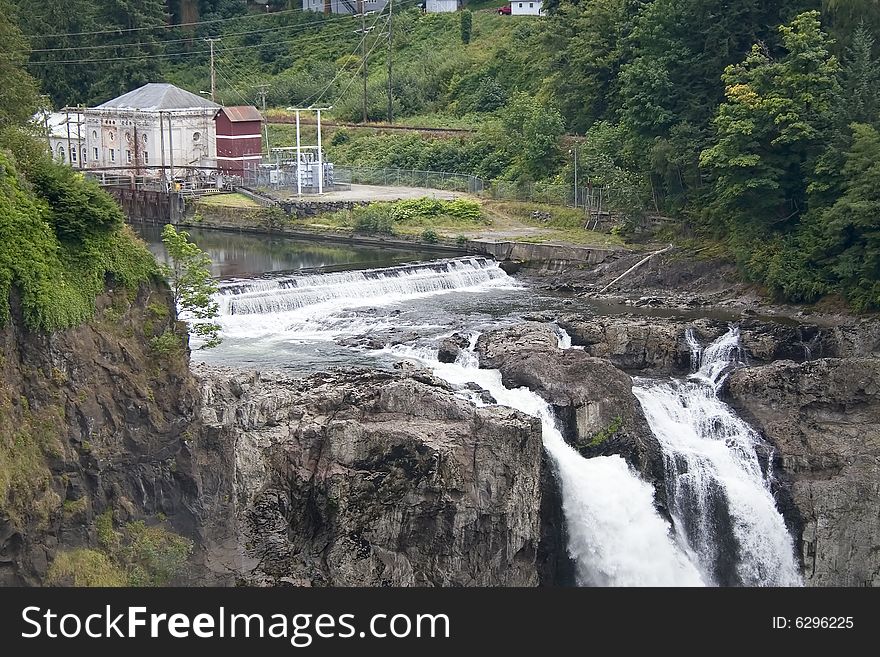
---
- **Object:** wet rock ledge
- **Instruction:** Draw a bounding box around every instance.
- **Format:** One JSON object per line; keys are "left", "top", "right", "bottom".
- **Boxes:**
{"left": 195, "top": 364, "right": 554, "bottom": 586}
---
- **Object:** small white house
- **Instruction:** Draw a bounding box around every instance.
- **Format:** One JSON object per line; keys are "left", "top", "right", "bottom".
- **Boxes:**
{"left": 511, "top": 0, "right": 543, "bottom": 15}
{"left": 426, "top": 0, "right": 460, "bottom": 12}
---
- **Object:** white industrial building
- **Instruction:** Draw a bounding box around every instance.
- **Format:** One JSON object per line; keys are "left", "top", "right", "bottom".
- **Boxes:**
{"left": 302, "top": 0, "right": 388, "bottom": 14}
{"left": 511, "top": 1, "right": 543, "bottom": 15}
{"left": 425, "top": 0, "right": 460, "bottom": 12}
{"left": 41, "top": 110, "right": 85, "bottom": 165}
{"left": 81, "top": 83, "right": 220, "bottom": 177}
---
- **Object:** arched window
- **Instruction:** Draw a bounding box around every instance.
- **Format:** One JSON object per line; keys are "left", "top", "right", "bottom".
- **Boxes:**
{"left": 92, "top": 130, "right": 97, "bottom": 139}
{"left": 70, "top": 146, "right": 77, "bottom": 162}
{"left": 57, "top": 145, "right": 65, "bottom": 161}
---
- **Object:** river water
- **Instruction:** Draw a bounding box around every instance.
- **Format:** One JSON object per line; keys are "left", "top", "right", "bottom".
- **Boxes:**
{"left": 135, "top": 224, "right": 801, "bottom": 586}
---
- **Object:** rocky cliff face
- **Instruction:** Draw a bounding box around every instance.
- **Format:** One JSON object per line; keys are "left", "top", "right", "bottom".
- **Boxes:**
{"left": 0, "top": 283, "right": 231, "bottom": 585}
{"left": 197, "top": 364, "right": 548, "bottom": 586}
{"left": 473, "top": 323, "right": 667, "bottom": 509}
{"left": 727, "top": 358, "right": 880, "bottom": 587}
{"left": 557, "top": 313, "right": 877, "bottom": 375}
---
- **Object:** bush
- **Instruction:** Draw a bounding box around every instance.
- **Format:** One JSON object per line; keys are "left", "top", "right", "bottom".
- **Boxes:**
{"left": 150, "top": 330, "right": 181, "bottom": 356}
{"left": 46, "top": 549, "right": 127, "bottom": 587}
{"left": 460, "top": 10, "right": 473, "bottom": 45}
{"left": 421, "top": 229, "right": 439, "bottom": 243}
{"left": 456, "top": 234, "right": 468, "bottom": 247}
{"left": 351, "top": 204, "right": 395, "bottom": 234}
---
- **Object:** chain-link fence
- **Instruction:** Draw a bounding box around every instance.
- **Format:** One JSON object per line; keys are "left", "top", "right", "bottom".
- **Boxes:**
{"left": 334, "top": 166, "right": 485, "bottom": 194}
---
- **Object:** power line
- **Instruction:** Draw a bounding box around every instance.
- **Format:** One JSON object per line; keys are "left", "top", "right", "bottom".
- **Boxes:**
{"left": 24, "top": 7, "right": 303, "bottom": 40}
{"left": 17, "top": 12, "right": 373, "bottom": 54}
{"left": 330, "top": 12, "right": 391, "bottom": 111}
{"left": 24, "top": 18, "right": 377, "bottom": 65}
{"left": 305, "top": 4, "right": 392, "bottom": 108}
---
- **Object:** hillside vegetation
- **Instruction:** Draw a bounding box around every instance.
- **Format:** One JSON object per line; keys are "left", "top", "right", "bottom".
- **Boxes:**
{"left": 7, "top": 0, "right": 880, "bottom": 310}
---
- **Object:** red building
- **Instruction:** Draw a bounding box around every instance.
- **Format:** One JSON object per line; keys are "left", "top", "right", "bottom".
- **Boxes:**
{"left": 214, "top": 106, "right": 263, "bottom": 175}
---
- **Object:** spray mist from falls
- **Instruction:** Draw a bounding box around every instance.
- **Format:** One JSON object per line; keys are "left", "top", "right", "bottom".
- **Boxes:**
{"left": 632, "top": 328, "right": 802, "bottom": 586}
{"left": 389, "top": 341, "right": 706, "bottom": 587}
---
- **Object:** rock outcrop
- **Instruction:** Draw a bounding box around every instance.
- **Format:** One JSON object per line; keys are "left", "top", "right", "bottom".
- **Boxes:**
{"left": 726, "top": 358, "right": 880, "bottom": 587}
{"left": 474, "top": 322, "right": 667, "bottom": 507}
{"left": 197, "top": 364, "right": 548, "bottom": 586}
{"left": 557, "top": 313, "right": 857, "bottom": 375}
{"left": 0, "top": 283, "right": 231, "bottom": 585}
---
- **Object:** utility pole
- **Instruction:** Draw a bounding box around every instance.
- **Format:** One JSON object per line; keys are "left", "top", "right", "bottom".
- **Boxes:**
{"left": 387, "top": 0, "right": 393, "bottom": 123}
{"left": 204, "top": 37, "right": 220, "bottom": 102}
{"left": 257, "top": 83, "right": 271, "bottom": 155}
{"left": 356, "top": 6, "right": 374, "bottom": 124}
{"left": 65, "top": 106, "right": 72, "bottom": 165}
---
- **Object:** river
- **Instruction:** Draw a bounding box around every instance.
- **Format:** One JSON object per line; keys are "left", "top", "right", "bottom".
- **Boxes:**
{"left": 135, "top": 224, "right": 802, "bottom": 586}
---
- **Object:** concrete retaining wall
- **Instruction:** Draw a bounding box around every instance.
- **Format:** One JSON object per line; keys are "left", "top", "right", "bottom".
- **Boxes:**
{"left": 469, "top": 240, "right": 618, "bottom": 267}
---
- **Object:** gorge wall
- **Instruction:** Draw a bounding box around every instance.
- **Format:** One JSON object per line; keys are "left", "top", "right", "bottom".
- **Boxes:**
{"left": 3, "top": 280, "right": 877, "bottom": 587}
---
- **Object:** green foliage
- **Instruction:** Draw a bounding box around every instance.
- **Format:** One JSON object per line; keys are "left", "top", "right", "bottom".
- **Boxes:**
{"left": 576, "top": 415, "right": 624, "bottom": 455}
{"left": 0, "top": 136, "right": 157, "bottom": 331}
{"left": 349, "top": 197, "right": 484, "bottom": 235}
{"left": 477, "top": 93, "right": 565, "bottom": 181}
{"left": 50, "top": 516, "right": 193, "bottom": 587}
{"left": 159, "top": 225, "right": 221, "bottom": 349}
{"left": 150, "top": 329, "right": 182, "bottom": 357}
{"left": 813, "top": 123, "right": 880, "bottom": 309}
{"left": 0, "top": 2, "right": 41, "bottom": 128}
{"left": 46, "top": 549, "right": 128, "bottom": 587}
{"left": 421, "top": 228, "right": 439, "bottom": 244}
{"left": 460, "top": 10, "right": 473, "bottom": 45}
{"left": 701, "top": 12, "right": 840, "bottom": 228}
{"left": 351, "top": 204, "right": 395, "bottom": 234}
{"left": 0, "top": 397, "right": 64, "bottom": 525}
{"left": 117, "top": 520, "right": 194, "bottom": 587}
{"left": 14, "top": 0, "right": 168, "bottom": 107}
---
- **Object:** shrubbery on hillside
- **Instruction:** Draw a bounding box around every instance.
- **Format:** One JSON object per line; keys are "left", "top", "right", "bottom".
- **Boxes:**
{"left": 0, "top": 130, "right": 158, "bottom": 330}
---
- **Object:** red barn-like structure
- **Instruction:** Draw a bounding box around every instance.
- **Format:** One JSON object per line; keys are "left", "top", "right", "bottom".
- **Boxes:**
{"left": 214, "top": 106, "right": 263, "bottom": 175}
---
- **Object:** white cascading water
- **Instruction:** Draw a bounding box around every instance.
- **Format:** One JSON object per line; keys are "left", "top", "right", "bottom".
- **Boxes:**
{"left": 631, "top": 327, "right": 802, "bottom": 586}
{"left": 388, "top": 340, "right": 706, "bottom": 587}
{"left": 203, "top": 257, "right": 520, "bottom": 344}
{"left": 217, "top": 258, "right": 513, "bottom": 316}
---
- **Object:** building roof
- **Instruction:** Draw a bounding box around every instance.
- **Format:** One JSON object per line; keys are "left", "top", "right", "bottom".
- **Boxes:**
{"left": 37, "top": 111, "right": 84, "bottom": 139}
{"left": 95, "top": 83, "right": 220, "bottom": 111}
{"left": 219, "top": 106, "right": 263, "bottom": 122}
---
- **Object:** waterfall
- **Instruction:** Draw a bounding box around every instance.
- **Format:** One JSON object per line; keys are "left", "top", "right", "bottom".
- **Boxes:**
{"left": 388, "top": 340, "right": 706, "bottom": 587}
{"left": 632, "top": 327, "right": 802, "bottom": 587}
{"left": 216, "top": 258, "right": 517, "bottom": 317}
{"left": 204, "top": 257, "right": 521, "bottom": 344}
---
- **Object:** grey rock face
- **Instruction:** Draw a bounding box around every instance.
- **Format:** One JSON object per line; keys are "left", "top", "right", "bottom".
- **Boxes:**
{"left": 726, "top": 358, "right": 880, "bottom": 587}
{"left": 557, "top": 313, "right": 860, "bottom": 375}
{"left": 196, "top": 365, "right": 547, "bottom": 586}
{"left": 474, "top": 323, "right": 667, "bottom": 507}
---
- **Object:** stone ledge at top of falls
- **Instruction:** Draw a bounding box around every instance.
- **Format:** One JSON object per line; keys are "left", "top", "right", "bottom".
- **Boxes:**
{"left": 726, "top": 358, "right": 880, "bottom": 587}
{"left": 556, "top": 313, "right": 880, "bottom": 376}
{"left": 193, "top": 363, "right": 551, "bottom": 587}
{"left": 473, "top": 322, "right": 668, "bottom": 508}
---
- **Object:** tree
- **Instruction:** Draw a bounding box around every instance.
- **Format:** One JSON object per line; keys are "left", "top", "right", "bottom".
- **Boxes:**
{"left": 817, "top": 123, "right": 880, "bottom": 309}
{"left": 160, "top": 224, "right": 221, "bottom": 349}
{"left": 460, "top": 10, "right": 472, "bottom": 45}
{"left": 700, "top": 12, "right": 840, "bottom": 229}
{"left": 0, "top": 1, "right": 41, "bottom": 128}
{"left": 478, "top": 93, "right": 565, "bottom": 181}
{"left": 838, "top": 24, "right": 880, "bottom": 126}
